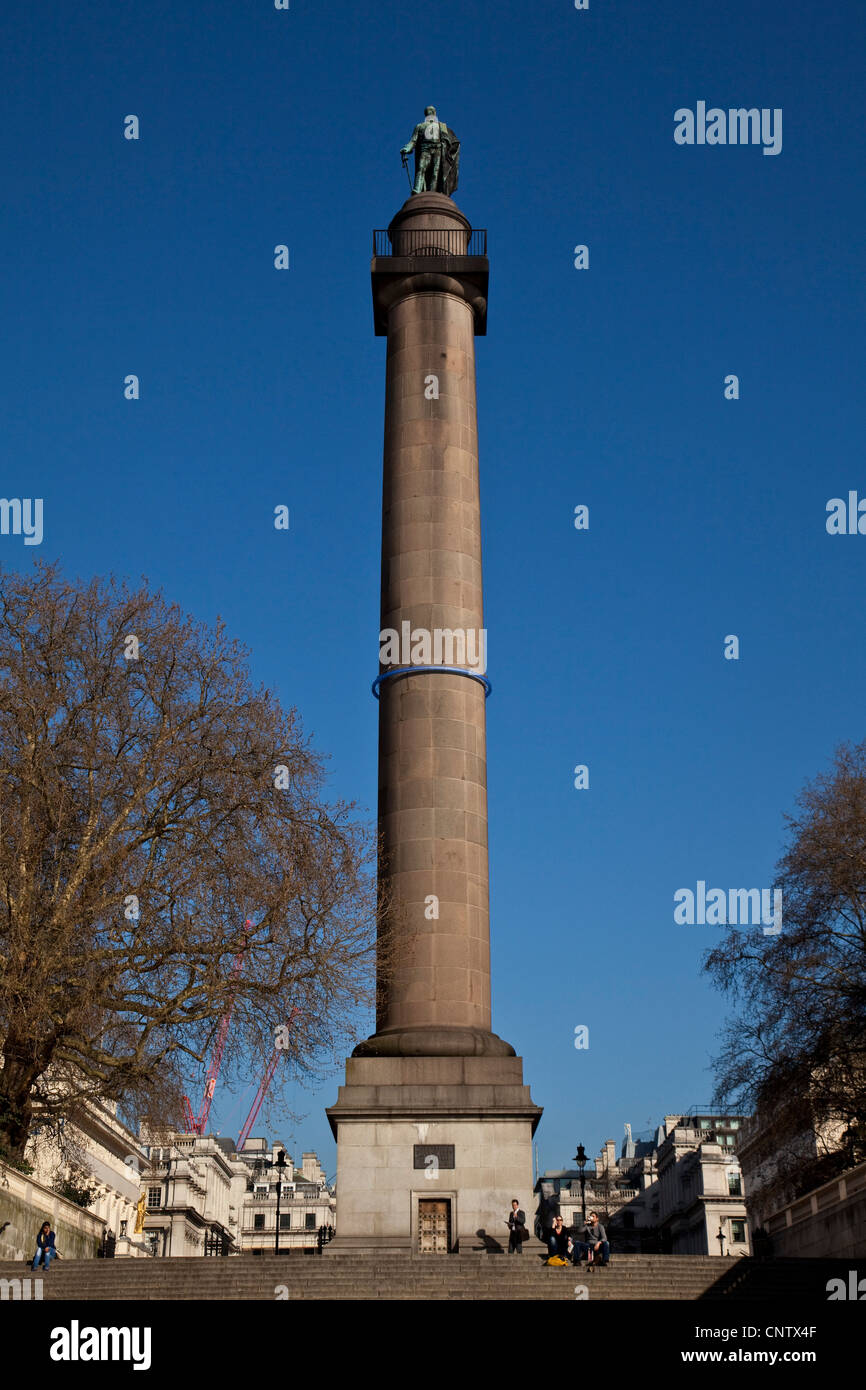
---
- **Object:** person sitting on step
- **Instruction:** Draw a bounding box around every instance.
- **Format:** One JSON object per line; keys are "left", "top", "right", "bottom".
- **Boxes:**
{"left": 31, "top": 1221, "right": 57, "bottom": 1271}
{"left": 547, "top": 1213, "right": 570, "bottom": 1261}
{"left": 574, "top": 1212, "right": 609, "bottom": 1268}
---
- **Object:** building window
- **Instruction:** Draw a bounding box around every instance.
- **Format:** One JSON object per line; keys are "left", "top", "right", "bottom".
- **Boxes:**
{"left": 305, "top": 1213, "right": 316, "bottom": 1231}
{"left": 700, "top": 1119, "right": 711, "bottom": 1129}
{"left": 146, "top": 1187, "right": 161, "bottom": 1210}
{"left": 729, "top": 1119, "right": 740, "bottom": 1130}
{"left": 280, "top": 1214, "right": 291, "bottom": 1230}
{"left": 254, "top": 1214, "right": 265, "bottom": 1231}
{"left": 728, "top": 1173, "right": 742, "bottom": 1196}
{"left": 731, "top": 1220, "right": 747, "bottom": 1244}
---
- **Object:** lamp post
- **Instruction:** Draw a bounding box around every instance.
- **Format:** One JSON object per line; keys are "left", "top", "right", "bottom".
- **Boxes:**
{"left": 274, "top": 1149, "right": 287, "bottom": 1255}
{"left": 842, "top": 1117, "right": 863, "bottom": 1167}
{"left": 574, "top": 1144, "right": 588, "bottom": 1223}
{"left": 717, "top": 1224, "right": 726, "bottom": 1257}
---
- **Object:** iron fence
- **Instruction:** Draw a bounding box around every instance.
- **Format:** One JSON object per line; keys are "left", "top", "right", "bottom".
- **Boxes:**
{"left": 373, "top": 228, "right": 487, "bottom": 257}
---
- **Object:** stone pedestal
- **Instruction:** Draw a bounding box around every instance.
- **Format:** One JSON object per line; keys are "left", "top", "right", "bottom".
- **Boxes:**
{"left": 326, "top": 1056, "right": 540, "bottom": 1254}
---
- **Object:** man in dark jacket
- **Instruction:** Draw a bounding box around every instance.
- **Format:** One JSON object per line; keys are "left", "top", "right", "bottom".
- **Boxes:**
{"left": 32, "top": 1221, "right": 56, "bottom": 1271}
{"left": 507, "top": 1199, "right": 526, "bottom": 1254}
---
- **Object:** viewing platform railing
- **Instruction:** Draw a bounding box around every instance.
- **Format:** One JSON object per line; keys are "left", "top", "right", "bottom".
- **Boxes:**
{"left": 373, "top": 228, "right": 488, "bottom": 257}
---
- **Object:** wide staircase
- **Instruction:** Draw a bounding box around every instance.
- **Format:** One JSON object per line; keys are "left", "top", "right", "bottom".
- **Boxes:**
{"left": 0, "top": 1253, "right": 855, "bottom": 1300}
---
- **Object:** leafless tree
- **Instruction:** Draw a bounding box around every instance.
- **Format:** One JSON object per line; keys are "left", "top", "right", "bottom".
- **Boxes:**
{"left": 704, "top": 740, "right": 866, "bottom": 1195}
{"left": 0, "top": 562, "right": 384, "bottom": 1159}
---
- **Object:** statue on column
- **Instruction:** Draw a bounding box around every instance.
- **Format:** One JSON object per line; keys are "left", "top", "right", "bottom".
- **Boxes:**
{"left": 401, "top": 107, "right": 460, "bottom": 196}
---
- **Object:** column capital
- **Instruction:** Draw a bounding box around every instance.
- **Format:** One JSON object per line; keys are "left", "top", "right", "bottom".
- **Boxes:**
{"left": 371, "top": 196, "right": 488, "bottom": 335}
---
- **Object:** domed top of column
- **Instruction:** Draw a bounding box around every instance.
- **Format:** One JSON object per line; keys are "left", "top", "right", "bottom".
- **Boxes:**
{"left": 389, "top": 192, "right": 471, "bottom": 234}
{"left": 387, "top": 193, "right": 473, "bottom": 257}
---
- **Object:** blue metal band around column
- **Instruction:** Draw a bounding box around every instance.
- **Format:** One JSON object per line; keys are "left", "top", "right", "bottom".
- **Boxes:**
{"left": 372, "top": 665, "right": 492, "bottom": 699}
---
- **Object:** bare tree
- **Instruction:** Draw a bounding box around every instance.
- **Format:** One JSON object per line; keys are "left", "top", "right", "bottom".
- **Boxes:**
{"left": 704, "top": 739, "right": 866, "bottom": 1195}
{"left": 0, "top": 562, "right": 382, "bottom": 1159}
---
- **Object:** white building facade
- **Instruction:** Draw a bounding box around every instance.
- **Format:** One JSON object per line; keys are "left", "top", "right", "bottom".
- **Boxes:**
{"left": 140, "top": 1133, "right": 247, "bottom": 1256}
{"left": 655, "top": 1111, "right": 751, "bottom": 1256}
{"left": 235, "top": 1140, "right": 336, "bottom": 1253}
{"left": 139, "top": 1132, "right": 335, "bottom": 1256}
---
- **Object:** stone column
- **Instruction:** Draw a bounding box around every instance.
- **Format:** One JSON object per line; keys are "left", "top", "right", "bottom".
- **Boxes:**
{"left": 356, "top": 192, "right": 509, "bottom": 1059}
{"left": 327, "top": 192, "right": 541, "bottom": 1254}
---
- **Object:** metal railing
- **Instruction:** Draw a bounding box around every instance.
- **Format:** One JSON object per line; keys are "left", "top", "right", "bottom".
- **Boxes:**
{"left": 373, "top": 229, "right": 487, "bottom": 257}
{"left": 248, "top": 1194, "right": 325, "bottom": 1205}
{"left": 241, "top": 1228, "right": 319, "bottom": 1242}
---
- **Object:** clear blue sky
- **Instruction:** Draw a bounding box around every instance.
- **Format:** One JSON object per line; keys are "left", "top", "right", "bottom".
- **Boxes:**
{"left": 3, "top": 0, "right": 864, "bottom": 1179}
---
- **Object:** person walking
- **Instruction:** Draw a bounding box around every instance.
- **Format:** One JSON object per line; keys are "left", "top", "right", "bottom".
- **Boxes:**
{"left": 507, "top": 1198, "right": 527, "bottom": 1254}
{"left": 32, "top": 1221, "right": 56, "bottom": 1271}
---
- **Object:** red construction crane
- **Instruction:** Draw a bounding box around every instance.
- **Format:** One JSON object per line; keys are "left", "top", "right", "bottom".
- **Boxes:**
{"left": 181, "top": 919, "right": 253, "bottom": 1135}
{"left": 236, "top": 1006, "right": 301, "bottom": 1153}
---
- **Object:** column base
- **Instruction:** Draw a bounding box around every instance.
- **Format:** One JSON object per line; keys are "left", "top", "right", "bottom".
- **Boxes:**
{"left": 327, "top": 1054, "right": 542, "bottom": 1255}
{"left": 352, "top": 1025, "right": 515, "bottom": 1058}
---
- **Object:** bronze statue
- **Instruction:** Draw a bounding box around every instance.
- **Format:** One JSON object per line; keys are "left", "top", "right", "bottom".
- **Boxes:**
{"left": 401, "top": 107, "right": 460, "bottom": 196}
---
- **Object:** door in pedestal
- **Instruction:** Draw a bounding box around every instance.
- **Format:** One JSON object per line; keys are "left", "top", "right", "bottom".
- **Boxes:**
{"left": 418, "top": 1199, "right": 450, "bottom": 1254}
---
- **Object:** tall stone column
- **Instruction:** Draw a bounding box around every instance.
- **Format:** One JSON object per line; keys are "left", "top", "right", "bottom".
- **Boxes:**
{"left": 358, "top": 191, "right": 509, "bottom": 1059}
{"left": 327, "top": 191, "right": 541, "bottom": 1255}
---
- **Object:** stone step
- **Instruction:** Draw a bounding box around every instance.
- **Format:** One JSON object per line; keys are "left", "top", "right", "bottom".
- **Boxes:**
{"left": 2, "top": 1272, "right": 832, "bottom": 1283}
{"left": 2, "top": 1274, "right": 728, "bottom": 1281}
{"left": 1, "top": 1273, "right": 739, "bottom": 1284}
{"left": 0, "top": 1256, "right": 849, "bottom": 1301}
{"left": 0, "top": 1262, "right": 767, "bottom": 1273}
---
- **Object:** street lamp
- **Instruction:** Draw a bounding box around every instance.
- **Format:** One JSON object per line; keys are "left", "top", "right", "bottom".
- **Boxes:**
{"left": 717, "top": 1224, "right": 726, "bottom": 1257}
{"left": 574, "top": 1144, "right": 588, "bottom": 1223}
{"left": 842, "top": 1117, "right": 863, "bottom": 1167}
{"left": 274, "top": 1149, "right": 287, "bottom": 1255}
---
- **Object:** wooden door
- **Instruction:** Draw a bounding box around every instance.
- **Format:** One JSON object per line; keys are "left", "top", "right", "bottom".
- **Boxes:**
{"left": 418, "top": 1199, "right": 450, "bottom": 1254}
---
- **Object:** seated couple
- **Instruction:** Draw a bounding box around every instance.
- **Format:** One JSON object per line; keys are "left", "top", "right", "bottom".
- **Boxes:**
{"left": 548, "top": 1211, "right": 610, "bottom": 1266}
